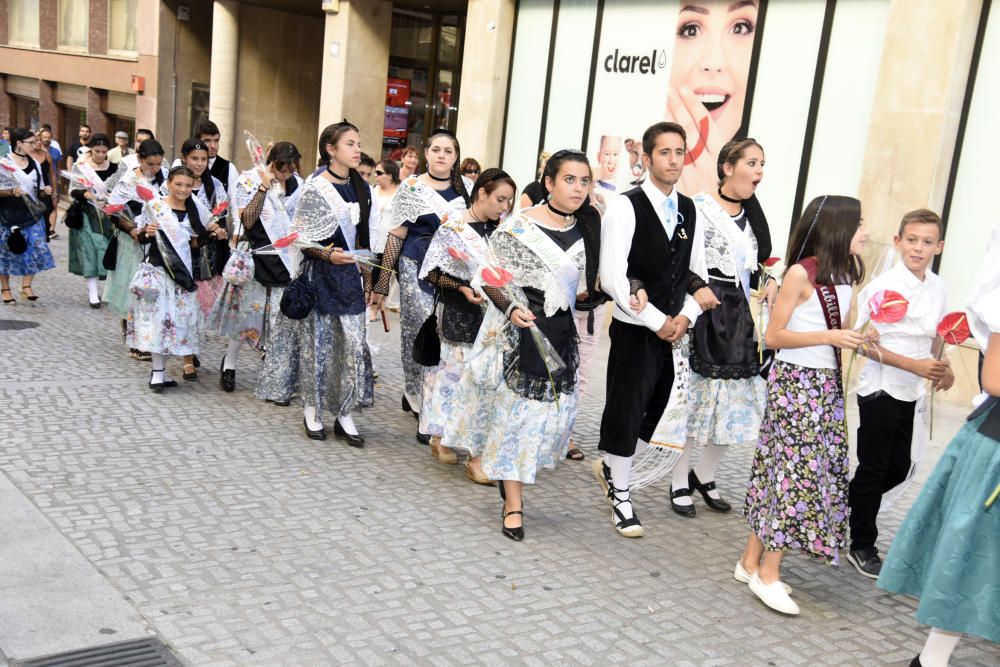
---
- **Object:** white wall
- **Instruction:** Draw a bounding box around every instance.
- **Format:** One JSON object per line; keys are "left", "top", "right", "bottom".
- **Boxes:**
{"left": 938, "top": 4, "right": 1000, "bottom": 309}
{"left": 747, "top": 0, "right": 827, "bottom": 258}
{"left": 541, "top": 0, "right": 599, "bottom": 157}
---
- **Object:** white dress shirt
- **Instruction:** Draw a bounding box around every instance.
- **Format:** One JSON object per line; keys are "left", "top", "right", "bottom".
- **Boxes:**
{"left": 600, "top": 178, "right": 706, "bottom": 332}
{"left": 856, "top": 261, "right": 948, "bottom": 401}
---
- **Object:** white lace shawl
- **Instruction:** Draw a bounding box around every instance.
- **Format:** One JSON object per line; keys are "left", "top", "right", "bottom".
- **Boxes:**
{"left": 419, "top": 218, "right": 492, "bottom": 283}
{"left": 388, "top": 175, "right": 468, "bottom": 230}
{"left": 693, "top": 192, "right": 758, "bottom": 292}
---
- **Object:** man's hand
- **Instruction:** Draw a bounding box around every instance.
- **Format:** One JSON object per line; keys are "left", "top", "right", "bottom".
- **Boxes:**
{"left": 630, "top": 288, "right": 648, "bottom": 314}
{"left": 655, "top": 315, "right": 675, "bottom": 341}
{"left": 693, "top": 286, "right": 720, "bottom": 311}
{"left": 666, "top": 315, "right": 690, "bottom": 342}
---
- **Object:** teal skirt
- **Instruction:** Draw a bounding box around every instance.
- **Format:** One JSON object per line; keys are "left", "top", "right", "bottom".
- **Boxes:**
{"left": 68, "top": 209, "right": 113, "bottom": 278}
{"left": 103, "top": 234, "right": 142, "bottom": 317}
{"left": 877, "top": 407, "right": 1000, "bottom": 643}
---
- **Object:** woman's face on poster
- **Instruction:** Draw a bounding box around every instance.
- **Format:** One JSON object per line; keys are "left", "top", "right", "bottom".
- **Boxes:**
{"left": 669, "top": 0, "right": 757, "bottom": 145}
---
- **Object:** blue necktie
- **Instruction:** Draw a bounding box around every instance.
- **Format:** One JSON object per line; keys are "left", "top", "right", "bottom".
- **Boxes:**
{"left": 663, "top": 198, "right": 678, "bottom": 240}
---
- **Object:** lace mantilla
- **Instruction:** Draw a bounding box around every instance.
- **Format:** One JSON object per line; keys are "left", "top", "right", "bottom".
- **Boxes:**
{"left": 388, "top": 175, "right": 467, "bottom": 230}
{"left": 693, "top": 193, "right": 758, "bottom": 285}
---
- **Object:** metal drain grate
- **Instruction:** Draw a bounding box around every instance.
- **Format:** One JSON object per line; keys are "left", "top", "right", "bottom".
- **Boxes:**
{"left": 0, "top": 319, "right": 40, "bottom": 331}
{"left": 11, "top": 638, "right": 183, "bottom": 667}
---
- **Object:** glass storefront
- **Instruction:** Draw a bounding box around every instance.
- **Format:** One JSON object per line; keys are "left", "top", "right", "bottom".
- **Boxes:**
{"left": 381, "top": 8, "right": 466, "bottom": 161}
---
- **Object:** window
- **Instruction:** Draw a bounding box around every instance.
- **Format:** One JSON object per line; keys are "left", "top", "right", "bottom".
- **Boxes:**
{"left": 58, "top": 0, "right": 89, "bottom": 51}
{"left": 108, "top": 0, "right": 137, "bottom": 52}
{"left": 8, "top": 0, "right": 40, "bottom": 47}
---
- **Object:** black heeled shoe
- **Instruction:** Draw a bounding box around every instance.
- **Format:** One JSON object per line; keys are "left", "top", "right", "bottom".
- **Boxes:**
{"left": 2, "top": 288, "right": 15, "bottom": 305}
{"left": 401, "top": 395, "right": 418, "bottom": 421}
{"left": 670, "top": 488, "right": 697, "bottom": 518}
{"left": 219, "top": 358, "right": 236, "bottom": 392}
{"left": 416, "top": 429, "right": 430, "bottom": 445}
{"left": 192, "top": 355, "right": 200, "bottom": 368}
{"left": 303, "top": 417, "right": 326, "bottom": 440}
{"left": 334, "top": 421, "right": 365, "bottom": 447}
{"left": 149, "top": 370, "right": 165, "bottom": 393}
{"left": 908, "top": 656, "right": 922, "bottom": 667}
{"left": 270, "top": 398, "right": 291, "bottom": 407}
{"left": 498, "top": 482, "right": 524, "bottom": 541}
{"left": 689, "top": 470, "right": 732, "bottom": 512}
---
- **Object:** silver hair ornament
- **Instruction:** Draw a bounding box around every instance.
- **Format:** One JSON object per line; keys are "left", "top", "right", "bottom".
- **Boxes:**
{"left": 795, "top": 195, "right": 829, "bottom": 262}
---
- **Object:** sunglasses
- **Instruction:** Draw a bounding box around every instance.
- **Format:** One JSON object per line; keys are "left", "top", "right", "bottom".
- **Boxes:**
{"left": 374, "top": 170, "right": 386, "bottom": 176}
{"left": 463, "top": 169, "right": 480, "bottom": 175}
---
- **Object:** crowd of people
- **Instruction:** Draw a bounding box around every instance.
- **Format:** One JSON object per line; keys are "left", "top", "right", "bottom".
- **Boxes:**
{"left": 0, "top": 117, "right": 996, "bottom": 667}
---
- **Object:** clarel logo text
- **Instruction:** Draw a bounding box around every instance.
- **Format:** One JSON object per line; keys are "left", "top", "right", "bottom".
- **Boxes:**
{"left": 604, "top": 49, "right": 668, "bottom": 75}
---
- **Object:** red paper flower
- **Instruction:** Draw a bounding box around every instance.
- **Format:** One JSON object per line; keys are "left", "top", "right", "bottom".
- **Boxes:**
{"left": 447, "top": 246, "right": 469, "bottom": 261}
{"left": 78, "top": 178, "right": 94, "bottom": 189}
{"left": 103, "top": 203, "right": 125, "bottom": 214}
{"left": 0, "top": 163, "right": 15, "bottom": 172}
{"left": 481, "top": 265, "right": 513, "bottom": 288}
{"left": 869, "top": 289, "right": 909, "bottom": 324}
{"left": 212, "top": 201, "right": 230, "bottom": 216}
{"left": 135, "top": 184, "right": 155, "bottom": 202}
{"left": 762, "top": 256, "right": 782, "bottom": 267}
{"left": 273, "top": 232, "right": 299, "bottom": 249}
{"left": 936, "top": 311, "right": 971, "bottom": 346}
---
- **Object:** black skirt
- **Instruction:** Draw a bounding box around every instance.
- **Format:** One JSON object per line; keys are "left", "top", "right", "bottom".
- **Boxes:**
{"left": 689, "top": 279, "right": 759, "bottom": 380}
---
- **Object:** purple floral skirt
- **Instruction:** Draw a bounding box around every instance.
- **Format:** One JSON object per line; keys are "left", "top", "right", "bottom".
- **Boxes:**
{"left": 744, "top": 360, "right": 849, "bottom": 564}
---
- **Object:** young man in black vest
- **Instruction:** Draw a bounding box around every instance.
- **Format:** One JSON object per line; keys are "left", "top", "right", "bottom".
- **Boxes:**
{"left": 195, "top": 120, "right": 240, "bottom": 200}
{"left": 593, "top": 121, "right": 716, "bottom": 537}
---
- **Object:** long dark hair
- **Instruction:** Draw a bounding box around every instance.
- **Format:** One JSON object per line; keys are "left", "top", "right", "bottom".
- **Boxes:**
{"left": 785, "top": 195, "right": 865, "bottom": 285}
{"left": 427, "top": 128, "right": 469, "bottom": 206}
{"left": 317, "top": 121, "right": 357, "bottom": 167}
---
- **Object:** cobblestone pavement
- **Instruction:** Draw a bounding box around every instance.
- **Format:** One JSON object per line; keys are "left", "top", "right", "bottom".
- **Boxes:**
{"left": 0, "top": 237, "right": 996, "bottom": 666}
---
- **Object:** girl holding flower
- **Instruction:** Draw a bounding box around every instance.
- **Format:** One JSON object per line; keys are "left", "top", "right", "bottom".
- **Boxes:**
{"left": 739, "top": 195, "right": 873, "bottom": 615}
{"left": 66, "top": 133, "right": 117, "bottom": 307}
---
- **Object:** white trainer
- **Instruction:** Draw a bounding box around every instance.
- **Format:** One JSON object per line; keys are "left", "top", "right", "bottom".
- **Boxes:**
{"left": 749, "top": 572, "right": 800, "bottom": 615}
{"left": 734, "top": 561, "right": 792, "bottom": 594}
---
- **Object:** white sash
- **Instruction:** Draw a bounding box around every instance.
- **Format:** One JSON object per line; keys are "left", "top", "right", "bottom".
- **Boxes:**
{"left": 146, "top": 198, "right": 194, "bottom": 275}
{"left": 239, "top": 171, "right": 297, "bottom": 273}
{"left": 312, "top": 177, "right": 359, "bottom": 251}
{"left": 76, "top": 162, "right": 110, "bottom": 200}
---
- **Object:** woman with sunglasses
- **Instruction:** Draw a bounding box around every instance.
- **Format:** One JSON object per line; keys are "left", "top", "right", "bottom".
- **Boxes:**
{"left": 0, "top": 128, "right": 55, "bottom": 304}
{"left": 419, "top": 168, "right": 516, "bottom": 476}
{"left": 371, "top": 129, "right": 472, "bottom": 444}
{"left": 372, "top": 159, "right": 401, "bottom": 315}
{"left": 460, "top": 157, "right": 481, "bottom": 181}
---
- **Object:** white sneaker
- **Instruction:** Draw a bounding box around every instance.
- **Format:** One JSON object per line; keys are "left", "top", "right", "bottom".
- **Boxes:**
{"left": 734, "top": 561, "right": 792, "bottom": 594}
{"left": 749, "top": 572, "right": 800, "bottom": 615}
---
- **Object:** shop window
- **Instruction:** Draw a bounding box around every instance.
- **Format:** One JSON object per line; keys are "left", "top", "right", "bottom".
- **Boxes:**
{"left": 13, "top": 97, "right": 40, "bottom": 131}
{"left": 8, "top": 0, "right": 40, "bottom": 47}
{"left": 108, "top": 0, "right": 138, "bottom": 53}
{"left": 58, "top": 0, "right": 89, "bottom": 51}
{"left": 190, "top": 83, "right": 211, "bottom": 137}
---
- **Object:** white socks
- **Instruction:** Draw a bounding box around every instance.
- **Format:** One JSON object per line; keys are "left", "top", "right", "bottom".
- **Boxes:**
{"left": 224, "top": 339, "right": 242, "bottom": 371}
{"left": 304, "top": 405, "right": 323, "bottom": 431}
{"left": 338, "top": 413, "right": 359, "bottom": 436}
{"left": 150, "top": 353, "right": 169, "bottom": 384}
{"left": 671, "top": 443, "right": 694, "bottom": 506}
{"left": 605, "top": 453, "right": 635, "bottom": 520}
{"left": 694, "top": 443, "right": 726, "bottom": 500}
{"left": 86, "top": 277, "right": 99, "bottom": 304}
{"left": 919, "top": 628, "right": 962, "bottom": 667}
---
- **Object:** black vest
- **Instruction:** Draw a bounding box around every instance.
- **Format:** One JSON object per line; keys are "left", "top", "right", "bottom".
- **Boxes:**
{"left": 623, "top": 187, "right": 696, "bottom": 319}
{"left": 209, "top": 156, "right": 231, "bottom": 193}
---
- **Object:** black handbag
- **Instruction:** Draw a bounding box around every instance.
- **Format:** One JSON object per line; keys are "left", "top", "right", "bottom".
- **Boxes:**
{"left": 6, "top": 226, "right": 27, "bottom": 254}
{"left": 279, "top": 267, "right": 315, "bottom": 320}
{"left": 102, "top": 232, "right": 119, "bottom": 271}
{"left": 412, "top": 294, "right": 441, "bottom": 367}
{"left": 64, "top": 201, "right": 84, "bottom": 230}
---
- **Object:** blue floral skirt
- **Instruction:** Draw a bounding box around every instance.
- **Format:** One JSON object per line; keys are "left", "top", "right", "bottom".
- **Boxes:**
{"left": 0, "top": 221, "right": 55, "bottom": 276}
{"left": 877, "top": 408, "right": 1000, "bottom": 643}
{"left": 744, "top": 360, "right": 849, "bottom": 564}
{"left": 125, "top": 268, "right": 202, "bottom": 356}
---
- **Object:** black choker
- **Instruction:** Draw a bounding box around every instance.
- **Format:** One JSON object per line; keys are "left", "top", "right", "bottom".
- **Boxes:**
{"left": 427, "top": 171, "right": 451, "bottom": 182}
{"left": 718, "top": 188, "right": 742, "bottom": 204}
{"left": 547, "top": 202, "right": 573, "bottom": 218}
{"left": 11, "top": 151, "right": 26, "bottom": 158}
{"left": 326, "top": 167, "right": 349, "bottom": 181}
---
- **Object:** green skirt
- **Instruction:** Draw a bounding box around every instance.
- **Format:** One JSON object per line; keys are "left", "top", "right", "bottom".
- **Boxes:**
{"left": 68, "top": 209, "right": 113, "bottom": 278}
{"left": 876, "top": 406, "right": 1000, "bottom": 643}
{"left": 103, "top": 233, "right": 142, "bottom": 317}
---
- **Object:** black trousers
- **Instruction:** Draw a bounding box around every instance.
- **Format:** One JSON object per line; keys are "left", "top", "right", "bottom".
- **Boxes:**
{"left": 848, "top": 391, "right": 915, "bottom": 550}
{"left": 598, "top": 319, "right": 675, "bottom": 457}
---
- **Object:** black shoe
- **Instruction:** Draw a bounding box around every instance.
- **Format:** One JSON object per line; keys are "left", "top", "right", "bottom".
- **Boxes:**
{"left": 303, "top": 418, "right": 326, "bottom": 440}
{"left": 501, "top": 510, "right": 524, "bottom": 541}
{"left": 689, "top": 470, "right": 732, "bottom": 512}
{"left": 909, "top": 656, "right": 922, "bottom": 667}
{"left": 219, "top": 358, "right": 236, "bottom": 392}
{"left": 334, "top": 421, "right": 365, "bottom": 447}
{"left": 149, "top": 370, "right": 164, "bottom": 393}
{"left": 192, "top": 355, "right": 200, "bottom": 368}
{"left": 402, "top": 395, "right": 419, "bottom": 421}
{"left": 270, "top": 398, "right": 290, "bottom": 407}
{"left": 847, "top": 546, "right": 883, "bottom": 579}
{"left": 416, "top": 429, "right": 431, "bottom": 445}
{"left": 609, "top": 486, "right": 644, "bottom": 538}
{"left": 162, "top": 378, "right": 178, "bottom": 388}
{"left": 670, "top": 488, "right": 697, "bottom": 518}
{"left": 89, "top": 301, "right": 101, "bottom": 309}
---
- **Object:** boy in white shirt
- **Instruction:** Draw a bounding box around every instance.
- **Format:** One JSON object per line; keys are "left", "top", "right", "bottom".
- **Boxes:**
{"left": 847, "top": 209, "right": 954, "bottom": 578}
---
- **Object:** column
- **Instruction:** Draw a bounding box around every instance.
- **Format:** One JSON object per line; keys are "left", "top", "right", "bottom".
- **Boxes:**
{"left": 38, "top": 80, "right": 61, "bottom": 135}
{"left": 0, "top": 78, "right": 13, "bottom": 128}
{"left": 86, "top": 88, "right": 110, "bottom": 135}
{"left": 89, "top": 0, "right": 108, "bottom": 55}
{"left": 208, "top": 0, "right": 239, "bottom": 158}
{"left": 317, "top": 0, "right": 391, "bottom": 159}
{"left": 39, "top": 0, "right": 56, "bottom": 50}
{"left": 454, "top": 0, "right": 516, "bottom": 167}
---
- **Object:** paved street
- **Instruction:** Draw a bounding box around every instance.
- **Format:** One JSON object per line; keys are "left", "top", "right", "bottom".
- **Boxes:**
{"left": 0, "top": 236, "right": 996, "bottom": 666}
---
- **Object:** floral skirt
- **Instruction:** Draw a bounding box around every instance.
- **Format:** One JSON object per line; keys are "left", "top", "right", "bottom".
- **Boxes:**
{"left": 687, "top": 373, "right": 766, "bottom": 447}
{"left": 195, "top": 275, "right": 225, "bottom": 318}
{"left": 209, "top": 280, "right": 285, "bottom": 350}
{"left": 399, "top": 256, "right": 434, "bottom": 409}
{"left": 68, "top": 218, "right": 112, "bottom": 279}
{"left": 104, "top": 235, "right": 142, "bottom": 317}
{"left": 877, "top": 407, "right": 1000, "bottom": 643}
{"left": 744, "top": 361, "right": 849, "bottom": 564}
{"left": 0, "top": 221, "right": 55, "bottom": 276}
{"left": 420, "top": 339, "right": 494, "bottom": 455}
{"left": 125, "top": 267, "right": 202, "bottom": 356}
{"left": 257, "top": 310, "right": 373, "bottom": 418}
{"left": 479, "top": 381, "right": 578, "bottom": 484}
